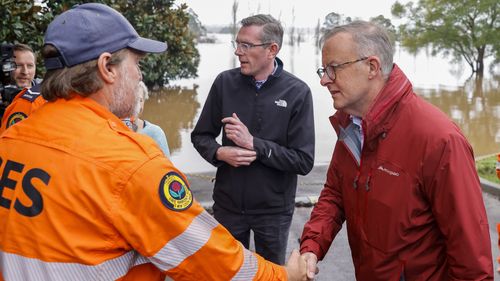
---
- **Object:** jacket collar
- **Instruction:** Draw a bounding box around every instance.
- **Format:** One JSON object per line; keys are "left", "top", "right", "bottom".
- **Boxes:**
{"left": 240, "top": 57, "right": 284, "bottom": 87}
{"left": 331, "top": 64, "right": 414, "bottom": 143}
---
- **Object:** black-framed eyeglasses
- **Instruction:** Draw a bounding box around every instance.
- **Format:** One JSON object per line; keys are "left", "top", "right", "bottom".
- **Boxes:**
{"left": 316, "top": 57, "right": 368, "bottom": 81}
{"left": 231, "top": 41, "right": 272, "bottom": 53}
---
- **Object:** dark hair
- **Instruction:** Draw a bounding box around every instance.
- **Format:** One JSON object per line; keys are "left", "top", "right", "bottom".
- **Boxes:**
{"left": 41, "top": 45, "right": 127, "bottom": 101}
{"left": 241, "top": 14, "right": 283, "bottom": 50}
{"left": 322, "top": 21, "right": 394, "bottom": 78}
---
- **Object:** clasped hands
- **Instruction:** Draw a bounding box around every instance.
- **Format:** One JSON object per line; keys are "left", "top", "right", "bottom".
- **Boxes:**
{"left": 216, "top": 113, "right": 256, "bottom": 167}
{"left": 285, "top": 250, "right": 319, "bottom": 281}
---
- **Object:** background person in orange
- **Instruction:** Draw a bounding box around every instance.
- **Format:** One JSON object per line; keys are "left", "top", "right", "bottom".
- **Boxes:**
{"left": 0, "top": 84, "right": 46, "bottom": 134}
{"left": 0, "top": 3, "right": 307, "bottom": 281}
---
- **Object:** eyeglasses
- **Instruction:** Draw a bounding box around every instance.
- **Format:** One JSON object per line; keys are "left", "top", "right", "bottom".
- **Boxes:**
{"left": 231, "top": 41, "right": 271, "bottom": 53}
{"left": 316, "top": 57, "right": 368, "bottom": 81}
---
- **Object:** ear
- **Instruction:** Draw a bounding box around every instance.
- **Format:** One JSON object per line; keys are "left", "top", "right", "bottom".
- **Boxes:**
{"left": 268, "top": 43, "right": 279, "bottom": 58}
{"left": 97, "top": 52, "right": 118, "bottom": 84}
{"left": 367, "top": 56, "right": 382, "bottom": 79}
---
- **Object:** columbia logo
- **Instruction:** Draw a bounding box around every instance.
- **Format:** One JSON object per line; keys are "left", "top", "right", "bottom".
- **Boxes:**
{"left": 274, "top": 99, "right": 287, "bottom": 108}
{"left": 377, "top": 165, "right": 399, "bottom": 176}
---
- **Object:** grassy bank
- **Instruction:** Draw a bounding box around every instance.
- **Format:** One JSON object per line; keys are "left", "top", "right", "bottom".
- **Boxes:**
{"left": 476, "top": 155, "right": 500, "bottom": 184}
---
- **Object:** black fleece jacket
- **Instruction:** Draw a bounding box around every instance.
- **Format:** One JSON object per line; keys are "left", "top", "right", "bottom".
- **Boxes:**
{"left": 191, "top": 58, "right": 315, "bottom": 214}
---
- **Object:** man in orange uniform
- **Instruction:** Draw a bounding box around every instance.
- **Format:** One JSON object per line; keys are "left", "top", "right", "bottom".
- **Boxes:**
{"left": 0, "top": 85, "right": 46, "bottom": 134}
{"left": 0, "top": 3, "right": 307, "bottom": 281}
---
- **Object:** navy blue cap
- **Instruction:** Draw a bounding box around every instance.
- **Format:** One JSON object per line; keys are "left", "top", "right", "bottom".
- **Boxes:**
{"left": 44, "top": 3, "right": 167, "bottom": 70}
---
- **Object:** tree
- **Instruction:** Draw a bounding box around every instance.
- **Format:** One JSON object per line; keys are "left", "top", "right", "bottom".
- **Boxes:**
{"left": 369, "top": 15, "right": 398, "bottom": 43}
{"left": 0, "top": 0, "right": 55, "bottom": 75}
{"left": 322, "top": 12, "right": 353, "bottom": 30}
{"left": 1, "top": 0, "right": 199, "bottom": 87}
{"left": 392, "top": 0, "right": 499, "bottom": 77}
{"left": 231, "top": 0, "right": 239, "bottom": 39}
{"left": 187, "top": 8, "right": 206, "bottom": 39}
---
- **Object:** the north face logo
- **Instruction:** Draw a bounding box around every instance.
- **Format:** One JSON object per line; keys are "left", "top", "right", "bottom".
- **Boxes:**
{"left": 274, "top": 99, "right": 287, "bottom": 108}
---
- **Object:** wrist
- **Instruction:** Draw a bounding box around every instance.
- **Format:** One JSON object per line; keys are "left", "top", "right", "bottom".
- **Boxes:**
{"left": 248, "top": 136, "right": 254, "bottom": 150}
{"left": 215, "top": 146, "right": 224, "bottom": 161}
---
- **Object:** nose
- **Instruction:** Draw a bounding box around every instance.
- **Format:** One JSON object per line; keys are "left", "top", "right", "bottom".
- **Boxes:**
{"left": 234, "top": 47, "right": 243, "bottom": 56}
{"left": 20, "top": 65, "right": 28, "bottom": 74}
{"left": 319, "top": 73, "right": 333, "bottom": 87}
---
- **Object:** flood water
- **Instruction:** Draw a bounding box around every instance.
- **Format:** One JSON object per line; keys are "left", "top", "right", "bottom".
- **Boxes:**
{"left": 143, "top": 33, "right": 500, "bottom": 173}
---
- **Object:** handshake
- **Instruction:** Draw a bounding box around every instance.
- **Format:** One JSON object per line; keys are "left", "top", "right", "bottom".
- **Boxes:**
{"left": 285, "top": 250, "right": 319, "bottom": 281}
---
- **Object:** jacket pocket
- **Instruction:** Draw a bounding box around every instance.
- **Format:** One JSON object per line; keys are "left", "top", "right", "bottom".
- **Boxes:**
{"left": 362, "top": 161, "right": 414, "bottom": 253}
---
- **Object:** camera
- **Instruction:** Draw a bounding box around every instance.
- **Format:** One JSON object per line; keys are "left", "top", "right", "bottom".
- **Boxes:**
{"left": 0, "top": 43, "right": 22, "bottom": 119}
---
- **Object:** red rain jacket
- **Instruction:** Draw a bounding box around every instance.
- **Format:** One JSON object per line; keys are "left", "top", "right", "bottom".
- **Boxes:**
{"left": 301, "top": 64, "right": 493, "bottom": 280}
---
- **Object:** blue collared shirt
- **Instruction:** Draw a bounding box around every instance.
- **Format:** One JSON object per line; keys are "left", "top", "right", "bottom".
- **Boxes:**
{"left": 255, "top": 59, "right": 278, "bottom": 90}
{"left": 351, "top": 115, "right": 364, "bottom": 151}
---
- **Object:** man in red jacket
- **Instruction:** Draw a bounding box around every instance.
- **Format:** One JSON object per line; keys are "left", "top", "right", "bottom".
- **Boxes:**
{"left": 300, "top": 20, "right": 493, "bottom": 280}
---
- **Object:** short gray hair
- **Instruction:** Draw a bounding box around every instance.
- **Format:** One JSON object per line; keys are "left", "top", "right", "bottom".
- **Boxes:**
{"left": 322, "top": 21, "right": 394, "bottom": 78}
{"left": 241, "top": 14, "right": 283, "bottom": 50}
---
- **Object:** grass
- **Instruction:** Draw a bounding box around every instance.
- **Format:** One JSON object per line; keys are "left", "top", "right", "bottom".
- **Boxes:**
{"left": 476, "top": 155, "right": 500, "bottom": 184}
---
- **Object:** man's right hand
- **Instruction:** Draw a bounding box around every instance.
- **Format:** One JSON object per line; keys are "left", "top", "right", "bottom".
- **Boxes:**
{"left": 285, "top": 249, "right": 307, "bottom": 281}
{"left": 216, "top": 146, "right": 256, "bottom": 167}
{"left": 301, "top": 252, "right": 319, "bottom": 280}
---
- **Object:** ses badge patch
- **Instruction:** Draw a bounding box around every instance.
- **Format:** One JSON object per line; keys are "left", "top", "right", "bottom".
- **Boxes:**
{"left": 7, "top": 112, "right": 28, "bottom": 128}
{"left": 158, "top": 172, "right": 193, "bottom": 211}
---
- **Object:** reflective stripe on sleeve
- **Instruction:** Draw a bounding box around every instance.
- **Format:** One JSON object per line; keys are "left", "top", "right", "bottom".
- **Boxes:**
{"left": 150, "top": 210, "right": 219, "bottom": 271}
{"left": 231, "top": 248, "right": 258, "bottom": 280}
{"left": 0, "top": 250, "right": 149, "bottom": 281}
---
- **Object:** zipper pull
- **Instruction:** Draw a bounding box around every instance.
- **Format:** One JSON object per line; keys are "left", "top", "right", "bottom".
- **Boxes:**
{"left": 365, "top": 172, "right": 372, "bottom": 191}
{"left": 353, "top": 173, "right": 359, "bottom": 189}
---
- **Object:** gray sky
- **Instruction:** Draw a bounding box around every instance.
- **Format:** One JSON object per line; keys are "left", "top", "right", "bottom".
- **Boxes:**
{"left": 176, "top": 0, "right": 406, "bottom": 28}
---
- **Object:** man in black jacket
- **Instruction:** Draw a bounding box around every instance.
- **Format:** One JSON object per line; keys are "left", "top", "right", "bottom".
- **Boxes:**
{"left": 191, "top": 14, "right": 315, "bottom": 265}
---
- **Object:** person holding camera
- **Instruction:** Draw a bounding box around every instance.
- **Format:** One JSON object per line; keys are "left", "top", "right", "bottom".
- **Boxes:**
{"left": 12, "top": 44, "right": 38, "bottom": 89}
{"left": 0, "top": 44, "right": 46, "bottom": 134}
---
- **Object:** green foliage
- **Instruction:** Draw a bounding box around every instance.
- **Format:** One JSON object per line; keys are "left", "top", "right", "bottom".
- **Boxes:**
{"left": 476, "top": 155, "right": 500, "bottom": 183}
{"left": 391, "top": 0, "right": 499, "bottom": 76}
{"left": 0, "top": 0, "right": 199, "bottom": 87}
{"left": 0, "top": 0, "right": 54, "bottom": 74}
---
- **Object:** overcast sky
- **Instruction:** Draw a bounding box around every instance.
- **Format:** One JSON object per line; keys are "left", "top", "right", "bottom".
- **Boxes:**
{"left": 175, "top": 0, "right": 406, "bottom": 28}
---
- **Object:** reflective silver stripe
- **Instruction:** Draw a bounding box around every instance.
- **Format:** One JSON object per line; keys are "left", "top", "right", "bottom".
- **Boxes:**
{"left": 231, "top": 247, "right": 258, "bottom": 280}
{"left": 0, "top": 250, "right": 149, "bottom": 281}
{"left": 150, "top": 210, "right": 218, "bottom": 271}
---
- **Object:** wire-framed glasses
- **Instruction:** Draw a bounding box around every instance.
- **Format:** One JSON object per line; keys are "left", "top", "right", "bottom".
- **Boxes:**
{"left": 316, "top": 57, "right": 368, "bottom": 81}
{"left": 231, "top": 41, "right": 272, "bottom": 52}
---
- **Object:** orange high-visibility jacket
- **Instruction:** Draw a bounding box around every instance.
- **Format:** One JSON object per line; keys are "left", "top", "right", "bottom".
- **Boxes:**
{"left": 0, "top": 87, "right": 46, "bottom": 135}
{"left": 0, "top": 96, "right": 286, "bottom": 281}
